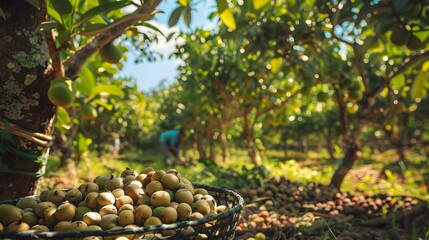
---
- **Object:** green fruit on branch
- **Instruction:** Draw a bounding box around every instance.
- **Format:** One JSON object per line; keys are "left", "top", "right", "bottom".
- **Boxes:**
{"left": 316, "top": 91, "right": 329, "bottom": 102}
{"left": 390, "top": 27, "right": 410, "bottom": 46}
{"left": 406, "top": 34, "right": 423, "bottom": 51}
{"left": 81, "top": 105, "right": 98, "bottom": 120}
{"left": 348, "top": 89, "right": 363, "bottom": 102}
{"left": 47, "top": 77, "right": 76, "bottom": 107}
{"left": 99, "top": 42, "right": 122, "bottom": 64}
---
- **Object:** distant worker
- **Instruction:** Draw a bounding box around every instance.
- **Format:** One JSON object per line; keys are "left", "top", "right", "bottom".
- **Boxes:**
{"left": 159, "top": 129, "right": 186, "bottom": 166}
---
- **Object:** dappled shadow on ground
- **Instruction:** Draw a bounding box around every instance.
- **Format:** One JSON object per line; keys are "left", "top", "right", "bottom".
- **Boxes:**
{"left": 235, "top": 177, "right": 429, "bottom": 240}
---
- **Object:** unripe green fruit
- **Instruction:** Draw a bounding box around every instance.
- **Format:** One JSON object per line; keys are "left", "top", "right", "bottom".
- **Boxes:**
{"left": 99, "top": 42, "right": 122, "bottom": 64}
{"left": 390, "top": 27, "right": 409, "bottom": 46}
{"left": 118, "top": 210, "right": 134, "bottom": 227}
{"left": 82, "top": 211, "right": 101, "bottom": 226}
{"left": 54, "top": 221, "right": 71, "bottom": 232}
{"left": 99, "top": 214, "right": 119, "bottom": 230}
{"left": 176, "top": 203, "right": 192, "bottom": 221}
{"left": 134, "top": 205, "right": 152, "bottom": 225}
{"left": 194, "top": 200, "right": 210, "bottom": 216}
{"left": 152, "top": 206, "right": 165, "bottom": 217}
{"left": 81, "top": 105, "right": 98, "bottom": 120}
{"left": 104, "top": 176, "right": 124, "bottom": 192}
{"left": 348, "top": 89, "right": 363, "bottom": 102}
{"left": 145, "top": 181, "right": 163, "bottom": 196}
{"left": 121, "top": 168, "right": 138, "bottom": 178}
{"left": 31, "top": 224, "right": 50, "bottom": 231}
{"left": 33, "top": 202, "right": 56, "bottom": 218}
{"left": 124, "top": 184, "right": 144, "bottom": 203}
{"left": 22, "top": 212, "right": 39, "bottom": 227}
{"left": 68, "top": 220, "right": 88, "bottom": 232}
{"left": 6, "top": 220, "right": 30, "bottom": 232}
{"left": 96, "top": 192, "right": 116, "bottom": 206}
{"left": 406, "top": 34, "right": 423, "bottom": 51}
{"left": 15, "top": 197, "right": 38, "bottom": 209}
{"left": 151, "top": 190, "right": 171, "bottom": 207}
{"left": 48, "top": 77, "right": 76, "bottom": 107}
{"left": 174, "top": 189, "right": 193, "bottom": 205}
{"left": 161, "top": 173, "right": 180, "bottom": 190}
{"left": 118, "top": 204, "right": 134, "bottom": 214}
{"left": 99, "top": 204, "right": 118, "bottom": 217}
{"left": 55, "top": 201, "right": 76, "bottom": 221}
{"left": 0, "top": 204, "right": 23, "bottom": 226}
{"left": 316, "top": 91, "right": 329, "bottom": 102}
{"left": 143, "top": 216, "right": 162, "bottom": 227}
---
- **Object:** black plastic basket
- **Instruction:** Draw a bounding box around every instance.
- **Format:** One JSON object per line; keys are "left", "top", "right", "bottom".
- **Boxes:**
{"left": 0, "top": 184, "right": 244, "bottom": 240}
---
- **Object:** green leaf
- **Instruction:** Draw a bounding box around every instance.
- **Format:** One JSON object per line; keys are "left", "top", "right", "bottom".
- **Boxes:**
{"left": 184, "top": 6, "right": 192, "bottom": 27}
{"left": 55, "top": 107, "right": 71, "bottom": 133}
{"left": 90, "top": 84, "right": 124, "bottom": 98}
{"left": 24, "top": 0, "right": 40, "bottom": 9}
{"left": 168, "top": 6, "right": 183, "bottom": 27}
{"left": 36, "top": 21, "right": 58, "bottom": 32}
{"left": 76, "top": 1, "right": 132, "bottom": 28}
{"left": 93, "top": 99, "right": 113, "bottom": 111}
{"left": 253, "top": 0, "right": 269, "bottom": 10}
{"left": 50, "top": 0, "right": 73, "bottom": 15}
{"left": 81, "top": 23, "right": 107, "bottom": 33}
{"left": 47, "top": 2, "right": 63, "bottom": 25}
{"left": 271, "top": 57, "right": 283, "bottom": 73}
{"left": 56, "top": 27, "right": 70, "bottom": 47}
{"left": 423, "top": 61, "right": 429, "bottom": 72}
{"left": 76, "top": 133, "right": 92, "bottom": 154}
{"left": 216, "top": 0, "right": 236, "bottom": 30}
{"left": 390, "top": 73, "right": 405, "bottom": 90}
{"left": 166, "top": 32, "right": 176, "bottom": 42}
{"left": 80, "top": 11, "right": 158, "bottom": 36}
{"left": 410, "top": 69, "right": 429, "bottom": 100}
{"left": 76, "top": 64, "right": 96, "bottom": 96}
{"left": 141, "top": 22, "right": 165, "bottom": 37}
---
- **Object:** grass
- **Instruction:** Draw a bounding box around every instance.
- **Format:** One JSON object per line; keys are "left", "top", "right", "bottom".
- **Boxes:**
{"left": 41, "top": 147, "right": 429, "bottom": 201}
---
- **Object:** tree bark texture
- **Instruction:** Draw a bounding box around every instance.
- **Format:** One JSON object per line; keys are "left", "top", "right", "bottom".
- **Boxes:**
{"left": 330, "top": 132, "right": 361, "bottom": 189}
{"left": 219, "top": 121, "right": 229, "bottom": 162}
{"left": 0, "top": 1, "right": 56, "bottom": 200}
{"left": 243, "top": 111, "right": 261, "bottom": 166}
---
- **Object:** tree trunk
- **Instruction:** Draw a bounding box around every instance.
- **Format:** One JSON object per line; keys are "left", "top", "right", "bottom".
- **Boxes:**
{"left": 330, "top": 126, "right": 362, "bottom": 189}
{"left": 207, "top": 126, "right": 215, "bottom": 160}
{"left": 330, "top": 139, "right": 360, "bottom": 189}
{"left": 326, "top": 128, "right": 336, "bottom": 160}
{"left": 281, "top": 128, "right": 288, "bottom": 158}
{"left": 196, "top": 131, "right": 206, "bottom": 159}
{"left": 219, "top": 122, "right": 229, "bottom": 162}
{"left": 243, "top": 112, "right": 261, "bottom": 166}
{"left": 0, "top": 1, "right": 56, "bottom": 200}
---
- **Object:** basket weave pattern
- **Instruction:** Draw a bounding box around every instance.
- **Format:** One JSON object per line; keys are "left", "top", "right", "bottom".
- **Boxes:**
{"left": 0, "top": 184, "right": 244, "bottom": 240}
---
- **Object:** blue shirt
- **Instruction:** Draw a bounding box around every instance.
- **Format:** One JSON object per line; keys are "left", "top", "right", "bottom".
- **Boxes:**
{"left": 159, "top": 130, "right": 181, "bottom": 146}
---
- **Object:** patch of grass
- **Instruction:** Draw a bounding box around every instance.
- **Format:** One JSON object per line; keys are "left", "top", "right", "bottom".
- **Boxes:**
{"left": 42, "top": 147, "right": 429, "bottom": 201}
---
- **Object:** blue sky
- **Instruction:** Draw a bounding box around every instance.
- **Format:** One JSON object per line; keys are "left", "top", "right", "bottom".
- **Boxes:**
{"left": 120, "top": 1, "right": 218, "bottom": 92}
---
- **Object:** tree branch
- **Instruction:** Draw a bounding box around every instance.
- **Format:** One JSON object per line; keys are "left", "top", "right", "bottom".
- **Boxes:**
{"left": 38, "top": 0, "right": 63, "bottom": 78}
{"left": 63, "top": 0, "right": 162, "bottom": 80}
{"left": 368, "top": 50, "right": 429, "bottom": 98}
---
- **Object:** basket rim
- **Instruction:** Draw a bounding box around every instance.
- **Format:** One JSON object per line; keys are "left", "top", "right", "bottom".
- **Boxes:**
{"left": 0, "top": 183, "right": 244, "bottom": 239}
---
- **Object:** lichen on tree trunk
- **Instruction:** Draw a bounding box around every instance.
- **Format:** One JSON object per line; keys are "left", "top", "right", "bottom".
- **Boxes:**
{"left": 0, "top": 1, "right": 56, "bottom": 200}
